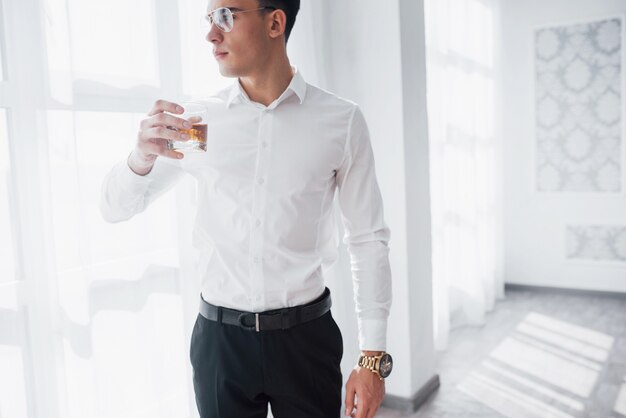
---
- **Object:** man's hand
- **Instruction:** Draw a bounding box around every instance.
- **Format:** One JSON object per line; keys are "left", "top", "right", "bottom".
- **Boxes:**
{"left": 129, "top": 99, "right": 201, "bottom": 175}
{"left": 344, "top": 351, "right": 385, "bottom": 418}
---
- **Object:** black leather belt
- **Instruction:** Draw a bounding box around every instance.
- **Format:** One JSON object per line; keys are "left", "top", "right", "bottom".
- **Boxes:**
{"left": 199, "top": 287, "right": 332, "bottom": 332}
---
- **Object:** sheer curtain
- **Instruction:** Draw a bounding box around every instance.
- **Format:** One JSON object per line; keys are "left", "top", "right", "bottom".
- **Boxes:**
{"left": 41, "top": 0, "right": 223, "bottom": 416}
{"left": 424, "top": 0, "right": 505, "bottom": 351}
{"left": 3, "top": 0, "right": 233, "bottom": 416}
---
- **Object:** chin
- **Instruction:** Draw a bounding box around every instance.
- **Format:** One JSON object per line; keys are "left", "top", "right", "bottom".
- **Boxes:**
{"left": 217, "top": 63, "right": 241, "bottom": 79}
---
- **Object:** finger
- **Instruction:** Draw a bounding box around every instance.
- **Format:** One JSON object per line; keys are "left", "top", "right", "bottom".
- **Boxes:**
{"left": 144, "top": 139, "right": 185, "bottom": 160}
{"left": 364, "top": 405, "right": 377, "bottom": 418}
{"left": 345, "top": 387, "right": 356, "bottom": 416}
{"left": 367, "top": 405, "right": 380, "bottom": 418}
{"left": 355, "top": 404, "right": 369, "bottom": 418}
{"left": 159, "top": 149, "right": 185, "bottom": 159}
{"left": 142, "top": 112, "right": 193, "bottom": 131}
{"left": 141, "top": 126, "right": 189, "bottom": 143}
{"left": 186, "top": 115, "right": 203, "bottom": 124}
{"left": 147, "top": 99, "right": 184, "bottom": 116}
{"left": 136, "top": 138, "right": 164, "bottom": 155}
{"left": 353, "top": 392, "right": 369, "bottom": 418}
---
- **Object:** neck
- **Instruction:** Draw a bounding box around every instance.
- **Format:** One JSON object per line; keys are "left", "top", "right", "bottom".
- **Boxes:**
{"left": 239, "top": 53, "right": 294, "bottom": 107}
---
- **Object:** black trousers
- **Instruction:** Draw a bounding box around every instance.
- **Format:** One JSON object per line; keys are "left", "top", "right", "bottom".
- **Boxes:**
{"left": 189, "top": 292, "right": 344, "bottom": 418}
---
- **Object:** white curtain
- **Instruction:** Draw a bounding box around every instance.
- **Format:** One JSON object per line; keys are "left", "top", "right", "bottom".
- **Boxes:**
{"left": 2, "top": 0, "right": 233, "bottom": 417}
{"left": 424, "top": 0, "right": 505, "bottom": 351}
{"left": 41, "top": 0, "right": 221, "bottom": 416}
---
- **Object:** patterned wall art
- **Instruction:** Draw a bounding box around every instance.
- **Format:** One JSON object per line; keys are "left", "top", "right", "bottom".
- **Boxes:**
{"left": 535, "top": 17, "right": 623, "bottom": 192}
{"left": 566, "top": 225, "right": 626, "bottom": 262}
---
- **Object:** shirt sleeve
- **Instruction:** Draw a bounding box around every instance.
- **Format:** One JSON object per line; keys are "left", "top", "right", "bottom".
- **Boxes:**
{"left": 100, "top": 152, "right": 186, "bottom": 223}
{"left": 335, "top": 105, "right": 392, "bottom": 352}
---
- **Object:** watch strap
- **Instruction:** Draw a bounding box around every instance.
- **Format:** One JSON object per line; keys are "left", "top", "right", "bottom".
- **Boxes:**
{"left": 358, "top": 353, "right": 384, "bottom": 380}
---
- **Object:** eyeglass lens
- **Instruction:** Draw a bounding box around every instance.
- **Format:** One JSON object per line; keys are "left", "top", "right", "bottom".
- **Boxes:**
{"left": 208, "top": 8, "right": 233, "bottom": 32}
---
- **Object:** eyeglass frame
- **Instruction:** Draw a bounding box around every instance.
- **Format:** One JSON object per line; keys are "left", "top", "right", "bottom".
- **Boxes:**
{"left": 204, "top": 6, "right": 278, "bottom": 32}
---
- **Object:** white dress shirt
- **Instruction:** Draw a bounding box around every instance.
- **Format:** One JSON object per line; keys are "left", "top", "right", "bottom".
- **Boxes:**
{"left": 100, "top": 67, "right": 392, "bottom": 351}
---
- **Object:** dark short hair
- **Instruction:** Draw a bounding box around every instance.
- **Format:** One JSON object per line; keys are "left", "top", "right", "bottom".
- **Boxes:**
{"left": 258, "top": 0, "right": 300, "bottom": 43}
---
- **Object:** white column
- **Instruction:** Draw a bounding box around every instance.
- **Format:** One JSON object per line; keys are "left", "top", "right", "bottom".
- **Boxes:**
{"left": 320, "top": 0, "right": 438, "bottom": 408}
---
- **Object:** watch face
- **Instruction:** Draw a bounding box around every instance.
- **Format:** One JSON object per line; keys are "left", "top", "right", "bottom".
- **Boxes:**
{"left": 379, "top": 353, "right": 393, "bottom": 378}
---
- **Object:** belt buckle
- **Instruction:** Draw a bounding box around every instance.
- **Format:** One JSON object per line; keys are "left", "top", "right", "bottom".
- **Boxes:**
{"left": 237, "top": 312, "right": 260, "bottom": 331}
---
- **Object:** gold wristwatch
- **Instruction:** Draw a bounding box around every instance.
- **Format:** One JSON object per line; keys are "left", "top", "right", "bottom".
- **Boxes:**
{"left": 357, "top": 352, "right": 393, "bottom": 380}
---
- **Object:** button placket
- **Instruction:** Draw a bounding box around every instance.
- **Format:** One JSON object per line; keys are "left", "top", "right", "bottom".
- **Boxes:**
{"left": 248, "top": 110, "right": 272, "bottom": 308}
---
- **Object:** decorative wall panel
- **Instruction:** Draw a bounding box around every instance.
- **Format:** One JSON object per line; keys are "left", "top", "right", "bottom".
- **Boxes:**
{"left": 535, "top": 18, "right": 622, "bottom": 192}
{"left": 566, "top": 225, "right": 626, "bottom": 262}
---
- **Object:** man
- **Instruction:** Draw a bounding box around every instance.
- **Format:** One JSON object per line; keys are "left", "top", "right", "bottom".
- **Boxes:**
{"left": 100, "top": 1, "right": 393, "bottom": 417}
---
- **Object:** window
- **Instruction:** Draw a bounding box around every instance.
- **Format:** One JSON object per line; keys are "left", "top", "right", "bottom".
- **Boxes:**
{"left": 0, "top": 0, "right": 223, "bottom": 415}
{"left": 0, "top": 109, "right": 16, "bottom": 284}
{"left": 425, "top": 0, "right": 500, "bottom": 350}
{"left": 43, "top": 106, "right": 192, "bottom": 413}
{"left": 178, "top": 0, "right": 231, "bottom": 98}
{"left": 46, "top": 110, "right": 179, "bottom": 275}
{"left": 66, "top": 0, "right": 160, "bottom": 89}
{"left": 0, "top": 307, "right": 29, "bottom": 418}
{"left": 0, "top": 106, "right": 28, "bottom": 417}
{"left": 0, "top": 34, "right": 4, "bottom": 81}
{"left": 0, "top": 0, "right": 5, "bottom": 81}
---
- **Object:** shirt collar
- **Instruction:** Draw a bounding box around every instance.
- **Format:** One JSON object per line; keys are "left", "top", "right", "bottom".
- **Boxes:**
{"left": 226, "top": 66, "right": 307, "bottom": 109}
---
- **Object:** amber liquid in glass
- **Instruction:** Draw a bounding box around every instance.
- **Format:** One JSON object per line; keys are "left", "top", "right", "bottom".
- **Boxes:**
{"left": 168, "top": 123, "right": 208, "bottom": 152}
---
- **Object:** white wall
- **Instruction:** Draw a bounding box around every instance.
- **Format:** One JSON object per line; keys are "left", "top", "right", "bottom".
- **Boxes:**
{"left": 501, "top": 0, "right": 626, "bottom": 292}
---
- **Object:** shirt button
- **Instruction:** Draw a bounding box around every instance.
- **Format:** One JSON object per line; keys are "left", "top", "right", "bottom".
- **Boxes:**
{"left": 255, "top": 219, "right": 261, "bottom": 227}
{"left": 262, "top": 142, "right": 268, "bottom": 148}
{"left": 253, "top": 257, "right": 261, "bottom": 263}
{"left": 258, "top": 178, "right": 264, "bottom": 184}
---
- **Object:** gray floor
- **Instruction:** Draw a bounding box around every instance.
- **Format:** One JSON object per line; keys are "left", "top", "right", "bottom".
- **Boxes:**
{"left": 376, "top": 286, "right": 626, "bottom": 418}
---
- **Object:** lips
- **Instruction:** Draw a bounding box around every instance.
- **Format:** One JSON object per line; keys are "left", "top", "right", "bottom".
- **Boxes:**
{"left": 214, "top": 50, "right": 228, "bottom": 60}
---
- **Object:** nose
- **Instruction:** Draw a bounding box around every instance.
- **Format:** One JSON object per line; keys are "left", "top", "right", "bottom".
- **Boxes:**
{"left": 206, "top": 22, "right": 223, "bottom": 44}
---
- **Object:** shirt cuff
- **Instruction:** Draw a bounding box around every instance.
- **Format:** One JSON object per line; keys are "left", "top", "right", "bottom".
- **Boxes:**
{"left": 115, "top": 155, "right": 157, "bottom": 195}
{"left": 358, "top": 318, "right": 388, "bottom": 352}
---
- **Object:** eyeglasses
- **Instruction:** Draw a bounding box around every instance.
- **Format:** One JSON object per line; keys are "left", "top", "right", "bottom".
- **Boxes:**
{"left": 204, "top": 6, "right": 276, "bottom": 32}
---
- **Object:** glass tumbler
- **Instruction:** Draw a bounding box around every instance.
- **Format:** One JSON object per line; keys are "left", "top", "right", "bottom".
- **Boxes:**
{"left": 167, "top": 102, "right": 207, "bottom": 152}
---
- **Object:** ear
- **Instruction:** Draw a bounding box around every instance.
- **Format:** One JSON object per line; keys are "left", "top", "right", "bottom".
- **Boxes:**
{"left": 267, "top": 9, "right": 287, "bottom": 41}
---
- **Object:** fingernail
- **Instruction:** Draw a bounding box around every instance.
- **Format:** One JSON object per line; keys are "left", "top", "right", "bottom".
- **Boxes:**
{"left": 177, "top": 154, "right": 183, "bottom": 159}
{"left": 184, "top": 121, "right": 191, "bottom": 128}
{"left": 176, "top": 106, "right": 183, "bottom": 112}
